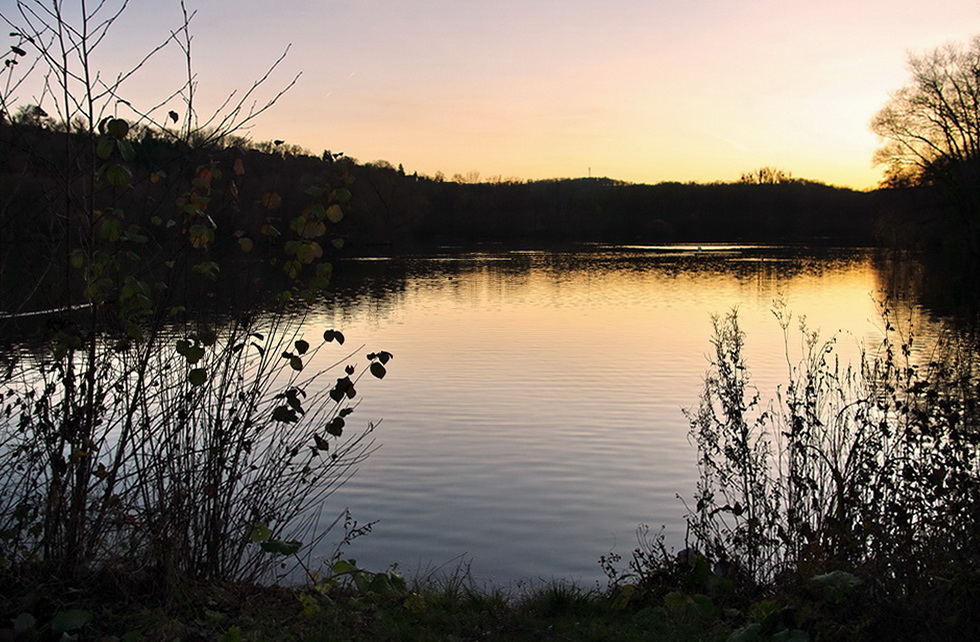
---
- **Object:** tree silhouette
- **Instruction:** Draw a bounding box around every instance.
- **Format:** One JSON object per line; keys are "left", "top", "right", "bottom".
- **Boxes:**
{"left": 739, "top": 166, "right": 795, "bottom": 185}
{"left": 871, "top": 36, "right": 980, "bottom": 203}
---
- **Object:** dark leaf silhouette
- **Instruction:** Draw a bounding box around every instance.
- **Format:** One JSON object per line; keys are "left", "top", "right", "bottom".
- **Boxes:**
{"left": 329, "top": 376, "right": 355, "bottom": 402}
{"left": 313, "top": 433, "right": 330, "bottom": 451}
{"left": 326, "top": 417, "right": 345, "bottom": 436}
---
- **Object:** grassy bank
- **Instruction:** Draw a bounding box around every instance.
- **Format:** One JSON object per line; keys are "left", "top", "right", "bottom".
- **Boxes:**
{"left": 5, "top": 558, "right": 972, "bottom": 641}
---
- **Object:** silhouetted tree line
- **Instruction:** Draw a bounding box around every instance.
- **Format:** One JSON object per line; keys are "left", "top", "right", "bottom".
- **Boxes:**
{"left": 351, "top": 167, "right": 879, "bottom": 245}
{"left": 0, "top": 121, "right": 353, "bottom": 313}
{"left": 2, "top": 121, "right": 880, "bottom": 275}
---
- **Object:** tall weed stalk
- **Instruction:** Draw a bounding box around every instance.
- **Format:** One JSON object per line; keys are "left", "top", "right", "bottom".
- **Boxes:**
{"left": 0, "top": 314, "right": 385, "bottom": 591}
{"left": 684, "top": 306, "right": 980, "bottom": 597}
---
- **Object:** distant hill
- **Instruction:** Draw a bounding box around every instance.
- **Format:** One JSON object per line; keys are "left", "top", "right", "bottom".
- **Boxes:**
{"left": 2, "top": 122, "right": 882, "bottom": 253}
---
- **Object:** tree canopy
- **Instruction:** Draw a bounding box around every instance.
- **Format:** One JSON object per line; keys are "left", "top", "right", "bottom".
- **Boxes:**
{"left": 871, "top": 34, "right": 980, "bottom": 265}
{"left": 871, "top": 36, "right": 980, "bottom": 190}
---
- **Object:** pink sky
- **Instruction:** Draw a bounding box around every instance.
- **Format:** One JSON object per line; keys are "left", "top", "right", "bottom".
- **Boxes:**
{"left": 6, "top": 0, "right": 980, "bottom": 189}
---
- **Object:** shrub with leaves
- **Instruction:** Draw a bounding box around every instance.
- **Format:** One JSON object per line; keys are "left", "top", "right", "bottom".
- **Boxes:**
{"left": 0, "top": 0, "right": 391, "bottom": 602}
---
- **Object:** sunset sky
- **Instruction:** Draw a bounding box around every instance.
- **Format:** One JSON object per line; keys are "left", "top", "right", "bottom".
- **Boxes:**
{"left": 8, "top": 0, "right": 980, "bottom": 189}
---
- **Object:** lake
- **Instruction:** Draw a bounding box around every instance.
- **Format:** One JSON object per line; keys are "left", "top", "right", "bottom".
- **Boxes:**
{"left": 289, "top": 244, "right": 936, "bottom": 587}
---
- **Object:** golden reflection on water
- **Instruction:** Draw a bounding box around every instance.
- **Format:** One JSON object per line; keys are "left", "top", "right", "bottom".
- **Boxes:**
{"left": 302, "top": 247, "right": 925, "bottom": 584}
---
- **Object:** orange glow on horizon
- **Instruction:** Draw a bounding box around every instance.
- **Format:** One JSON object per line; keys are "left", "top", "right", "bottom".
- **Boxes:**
{"left": 7, "top": 0, "right": 980, "bottom": 191}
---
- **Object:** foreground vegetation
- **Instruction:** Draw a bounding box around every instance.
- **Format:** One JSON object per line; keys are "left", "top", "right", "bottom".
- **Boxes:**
{"left": 0, "top": 568, "right": 862, "bottom": 641}
{"left": 603, "top": 308, "right": 980, "bottom": 640}
{"left": 4, "top": 308, "right": 978, "bottom": 641}
{"left": 0, "top": 0, "right": 393, "bottom": 626}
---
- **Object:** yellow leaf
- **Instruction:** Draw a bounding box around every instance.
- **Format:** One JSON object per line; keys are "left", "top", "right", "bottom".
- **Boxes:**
{"left": 296, "top": 241, "right": 323, "bottom": 264}
{"left": 262, "top": 191, "right": 282, "bottom": 210}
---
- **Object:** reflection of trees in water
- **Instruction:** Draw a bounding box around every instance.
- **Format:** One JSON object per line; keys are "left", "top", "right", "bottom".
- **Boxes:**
{"left": 10, "top": 246, "right": 972, "bottom": 356}
{"left": 873, "top": 252, "right": 926, "bottom": 307}
{"left": 873, "top": 250, "right": 980, "bottom": 324}
{"left": 317, "top": 246, "right": 883, "bottom": 318}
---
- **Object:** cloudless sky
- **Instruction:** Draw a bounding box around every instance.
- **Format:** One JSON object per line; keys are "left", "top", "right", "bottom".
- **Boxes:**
{"left": 11, "top": 0, "right": 980, "bottom": 188}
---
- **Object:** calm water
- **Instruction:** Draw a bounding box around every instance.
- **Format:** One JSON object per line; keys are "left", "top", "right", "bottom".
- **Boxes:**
{"left": 292, "top": 245, "right": 933, "bottom": 586}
